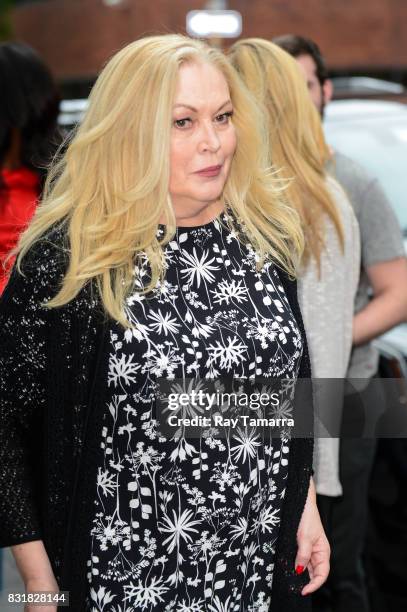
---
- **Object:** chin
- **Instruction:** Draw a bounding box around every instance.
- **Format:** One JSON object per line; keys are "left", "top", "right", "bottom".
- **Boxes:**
{"left": 195, "top": 195, "right": 223, "bottom": 208}
{"left": 195, "top": 185, "right": 225, "bottom": 203}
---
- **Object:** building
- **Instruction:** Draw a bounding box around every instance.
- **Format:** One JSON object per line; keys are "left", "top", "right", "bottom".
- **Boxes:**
{"left": 8, "top": 0, "right": 407, "bottom": 96}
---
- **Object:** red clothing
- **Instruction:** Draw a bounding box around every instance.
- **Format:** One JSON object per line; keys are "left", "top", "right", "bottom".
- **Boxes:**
{"left": 0, "top": 167, "right": 40, "bottom": 294}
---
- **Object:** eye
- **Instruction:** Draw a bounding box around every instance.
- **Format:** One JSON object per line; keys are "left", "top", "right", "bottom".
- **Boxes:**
{"left": 174, "top": 117, "right": 192, "bottom": 129}
{"left": 215, "top": 111, "right": 234, "bottom": 124}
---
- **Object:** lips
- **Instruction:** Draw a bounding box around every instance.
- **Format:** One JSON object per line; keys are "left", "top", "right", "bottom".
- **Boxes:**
{"left": 195, "top": 165, "right": 222, "bottom": 178}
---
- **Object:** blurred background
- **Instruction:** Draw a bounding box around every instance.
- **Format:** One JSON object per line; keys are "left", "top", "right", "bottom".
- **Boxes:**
{"left": 1, "top": 0, "right": 407, "bottom": 99}
{"left": 1, "top": 1, "right": 406, "bottom": 234}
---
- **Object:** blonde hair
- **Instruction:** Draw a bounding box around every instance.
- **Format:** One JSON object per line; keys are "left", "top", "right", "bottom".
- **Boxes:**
{"left": 228, "top": 38, "right": 344, "bottom": 266}
{"left": 17, "top": 34, "right": 304, "bottom": 326}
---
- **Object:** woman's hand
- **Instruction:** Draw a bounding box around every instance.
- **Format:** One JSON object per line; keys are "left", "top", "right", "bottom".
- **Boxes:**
{"left": 295, "top": 477, "right": 330, "bottom": 596}
{"left": 24, "top": 576, "right": 59, "bottom": 612}
{"left": 10, "top": 540, "right": 59, "bottom": 612}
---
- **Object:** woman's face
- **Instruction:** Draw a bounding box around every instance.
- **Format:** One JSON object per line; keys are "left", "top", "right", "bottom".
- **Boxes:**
{"left": 169, "top": 61, "right": 237, "bottom": 221}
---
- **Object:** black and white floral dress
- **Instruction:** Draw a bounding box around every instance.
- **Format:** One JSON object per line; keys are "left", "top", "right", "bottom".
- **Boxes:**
{"left": 86, "top": 212, "right": 303, "bottom": 612}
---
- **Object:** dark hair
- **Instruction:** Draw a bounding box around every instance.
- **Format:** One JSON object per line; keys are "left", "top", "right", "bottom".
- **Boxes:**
{"left": 0, "top": 42, "right": 61, "bottom": 179}
{"left": 272, "top": 34, "right": 329, "bottom": 86}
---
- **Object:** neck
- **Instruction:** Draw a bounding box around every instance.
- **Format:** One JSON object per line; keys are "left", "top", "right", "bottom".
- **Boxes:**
{"left": 172, "top": 199, "right": 225, "bottom": 227}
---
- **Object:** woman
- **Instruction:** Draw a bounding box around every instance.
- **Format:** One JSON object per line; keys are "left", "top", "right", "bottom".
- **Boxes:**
{"left": 0, "top": 35, "right": 328, "bottom": 611}
{"left": 0, "top": 42, "right": 60, "bottom": 294}
{"left": 228, "top": 40, "right": 360, "bottom": 497}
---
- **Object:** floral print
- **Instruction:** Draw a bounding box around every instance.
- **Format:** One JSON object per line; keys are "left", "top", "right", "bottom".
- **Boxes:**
{"left": 86, "top": 212, "right": 302, "bottom": 611}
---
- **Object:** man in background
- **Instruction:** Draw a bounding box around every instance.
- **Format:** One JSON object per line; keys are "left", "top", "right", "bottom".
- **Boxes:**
{"left": 273, "top": 34, "right": 407, "bottom": 612}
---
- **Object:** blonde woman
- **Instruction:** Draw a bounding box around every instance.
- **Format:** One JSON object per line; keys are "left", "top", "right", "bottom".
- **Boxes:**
{"left": 228, "top": 42, "right": 360, "bottom": 498}
{"left": 0, "top": 35, "right": 328, "bottom": 611}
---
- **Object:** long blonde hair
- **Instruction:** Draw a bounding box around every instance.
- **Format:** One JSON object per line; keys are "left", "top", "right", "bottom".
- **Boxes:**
{"left": 228, "top": 38, "right": 344, "bottom": 266}
{"left": 17, "top": 34, "right": 304, "bottom": 326}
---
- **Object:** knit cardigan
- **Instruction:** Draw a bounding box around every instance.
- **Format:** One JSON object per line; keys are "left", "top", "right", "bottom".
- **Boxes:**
{"left": 0, "top": 227, "right": 313, "bottom": 611}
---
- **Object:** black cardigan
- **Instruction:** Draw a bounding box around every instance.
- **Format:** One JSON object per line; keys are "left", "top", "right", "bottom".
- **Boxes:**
{"left": 0, "top": 227, "right": 313, "bottom": 611}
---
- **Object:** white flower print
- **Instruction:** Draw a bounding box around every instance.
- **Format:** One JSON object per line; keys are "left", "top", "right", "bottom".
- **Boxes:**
{"left": 176, "top": 598, "right": 205, "bottom": 611}
{"left": 211, "top": 279, "right": 248, "bottom": 305}
{"left": 148, "top": 309, "right": 181, "bottom": 336}
{"left": 182, "top": 484, "right": 205, "bottom": 508}
{"left": 207, "top": 595, "right": 233, "bottom": 612}
{"left": 108, "top": 353, "right": 140, "bottom": 387}
{"left": 210, "top": 462, "right": 239, "bottom": 492}
{"left": 109, "top": 605, "right": 133, "bottom": 612}
{"left": 123, "top": 320, "right": 150, "bottom": 343}
{"left": 89, "top": 585, "right": 115, "bottom": 611}
{"left": 188, "top": 226, "right": 213, "bottom": 247}
{"left": 191, "top": 321, "right": 214, "bottom": 339}
{"left": 124, "top": 576, "right": 169, "bottom": 609}
{"left": 231, "top": 428, "right": 261, "bottom": 463}
{"left": 244, "top": 315, "right": 281, "bottom": 350}
{"left": 153, "top": 280, "right": 178, "bottom": 304}
{"left": 188, "top": 531, "right": 226, "bottom": 561}
{"left": 185, "top": 290, "right": 208, "bottom": 310}
{"left": 96, "top": 468, "right": 118, "bottom": 497}
{"left": 87, "top": 210, "right": 303, "bottom": 611}
{"left": 229, "top": 516, "right": 248, "bottom": 543}
{"left": 271, "top": 398, "right": 294, "bottom": 420}
{"left": 207, "top": 336, "right": 247, "bottom": 371}
{"left": 169, "top": 438, "right": 198, "bottom": 462}
{"left": 91, "top": 515, "right": 131, "bottom": 551}
{"left": 142, "top": 342, "right": 185, "bottom": 378}
{"left": 127, "top": 441, "right": 165, "bottom": 475}
{"left": 159, "top": 509, "right": 201, "bottom": 554}
{"left": 179, "top": 247, "right": 220, "bottom": 288}
{"left": 247, "top": 591, "right": 270, "bottom": 612}
{"left": 251, "top": 505, "right": 280, "bottom": 534}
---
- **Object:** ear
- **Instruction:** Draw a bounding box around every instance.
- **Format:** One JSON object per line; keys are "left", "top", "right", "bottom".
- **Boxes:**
{"left": 323, "top": 79, "right": 333, "bottom": 104}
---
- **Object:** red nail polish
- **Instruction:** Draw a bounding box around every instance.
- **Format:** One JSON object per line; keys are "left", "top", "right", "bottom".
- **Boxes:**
{"left": 296, "top": 565, "right": 305, "bottom": 575}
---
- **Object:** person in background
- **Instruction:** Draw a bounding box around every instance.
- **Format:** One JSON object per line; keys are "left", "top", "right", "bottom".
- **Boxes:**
{"left": 228, "top": 32, "right": 360, "bottom": 556}
{"left": 0, "top": 42, "right": 60, "bottom": 294}
{"left": 273, "top": 33, "right": 407, "bottom": 612}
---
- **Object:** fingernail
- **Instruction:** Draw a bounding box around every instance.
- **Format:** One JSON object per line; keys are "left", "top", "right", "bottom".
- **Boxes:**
{"left": 295, "top": 565, "right": 305, "bottom": 575}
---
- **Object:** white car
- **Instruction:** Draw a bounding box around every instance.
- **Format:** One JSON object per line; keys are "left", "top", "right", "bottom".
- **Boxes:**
{"left": 325, "top": 99, "right": 407, "bottom": 362}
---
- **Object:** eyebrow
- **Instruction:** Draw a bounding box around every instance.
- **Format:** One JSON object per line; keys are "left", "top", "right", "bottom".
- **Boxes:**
{"left": 173, "top": 100, "right": 232, "bottom": 113}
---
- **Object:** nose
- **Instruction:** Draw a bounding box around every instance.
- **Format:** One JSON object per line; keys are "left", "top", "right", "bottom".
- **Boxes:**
{"left": 197, "top": 121, "right": 221, "bottom": 154}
